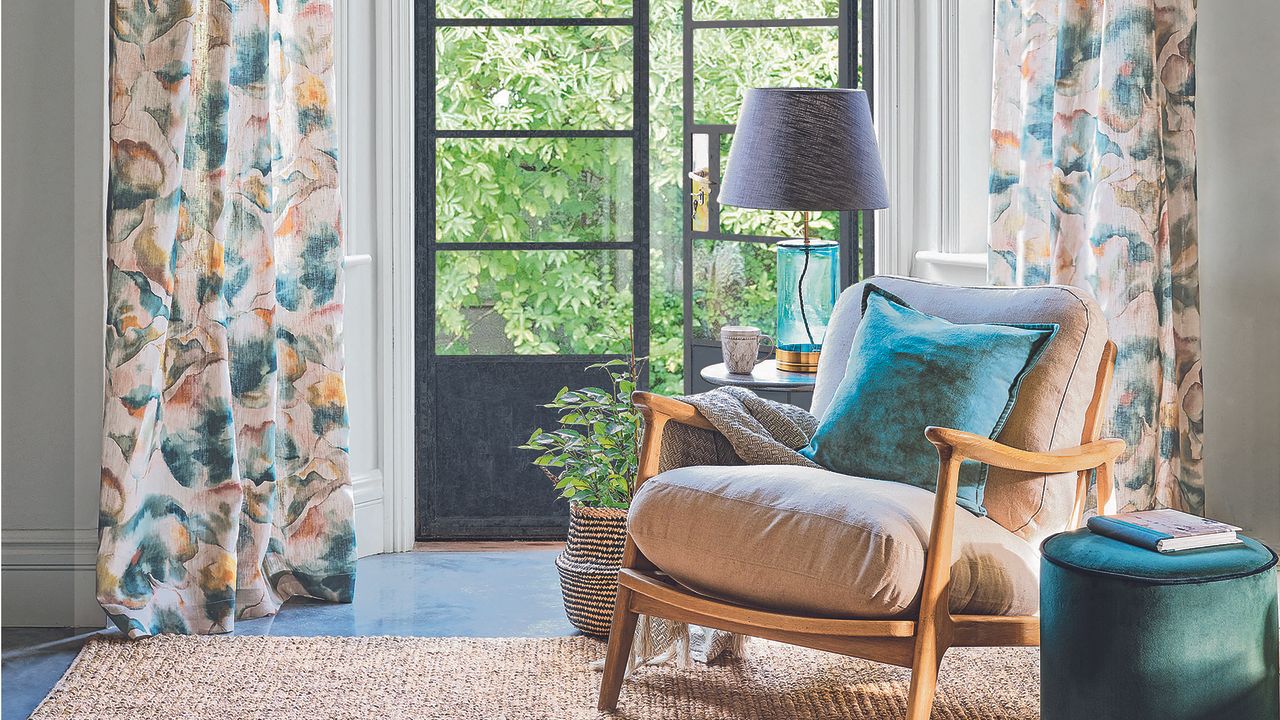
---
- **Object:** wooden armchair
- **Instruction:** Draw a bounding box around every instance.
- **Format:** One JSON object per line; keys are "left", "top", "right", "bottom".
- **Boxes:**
{"left": 597, "top": 277, "right": 1125, "bottom": 719}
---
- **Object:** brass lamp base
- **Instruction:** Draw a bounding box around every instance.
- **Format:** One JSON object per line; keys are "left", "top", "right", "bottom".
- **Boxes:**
{"left": 776, "top": 348, "right": 820, "bottom": 373}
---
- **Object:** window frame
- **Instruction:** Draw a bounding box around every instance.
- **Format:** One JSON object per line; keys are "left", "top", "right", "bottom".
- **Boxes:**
{"left": 874, "top": 0, "right": 994, "bottom": 282}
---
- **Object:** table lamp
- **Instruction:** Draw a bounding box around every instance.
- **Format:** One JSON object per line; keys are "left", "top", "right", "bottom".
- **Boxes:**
{"left": 719, "top": 88, "right": 888, "bottom": 372}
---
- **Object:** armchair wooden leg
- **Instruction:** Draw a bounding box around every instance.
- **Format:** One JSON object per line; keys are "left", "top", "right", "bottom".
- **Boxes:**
{"left": 905, "top": 632, "right": 946, "bottom": 720}
{"left": 597, "top": 584, "right": 639, "bottom": 712}
{"left": 906, "top": 441, "right": 959, "bottom": 720}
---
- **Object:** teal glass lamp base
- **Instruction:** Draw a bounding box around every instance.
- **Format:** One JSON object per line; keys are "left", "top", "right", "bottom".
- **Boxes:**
{"left": 775, "top": 239, "right": 839, "bottom": 373}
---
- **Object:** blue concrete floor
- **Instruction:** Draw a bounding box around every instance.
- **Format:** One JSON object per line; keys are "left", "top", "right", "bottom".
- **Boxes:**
{"left": 1, "top": 548, "right": 576, "bottom": 720}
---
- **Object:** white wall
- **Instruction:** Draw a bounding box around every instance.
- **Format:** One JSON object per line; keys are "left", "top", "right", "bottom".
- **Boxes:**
{"left": 1198, "top": 3, "right": 1280, "bottom": 549}
{"left": 1, "top": 0, "right": 387, "bottom": 627}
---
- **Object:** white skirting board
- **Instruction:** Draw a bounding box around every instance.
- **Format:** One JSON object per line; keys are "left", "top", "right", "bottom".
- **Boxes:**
{"left": 352, "top": 470, "right": 386, "bottom": 558}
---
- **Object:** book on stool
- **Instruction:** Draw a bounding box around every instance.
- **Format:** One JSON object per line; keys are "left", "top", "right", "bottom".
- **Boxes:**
{"left": 1086, "top": 508, "right": 1242, "bottom": 553}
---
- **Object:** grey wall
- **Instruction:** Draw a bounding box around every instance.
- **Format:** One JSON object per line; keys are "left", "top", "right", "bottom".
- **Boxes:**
{"left": 2, "top": 0, "right": 106, "bottom": 625}
{"left": 3, "top": 1, "right": 78, "bottom": 527}
{"left": 1199, "top": 4, "right": 1280, "bottom": 549}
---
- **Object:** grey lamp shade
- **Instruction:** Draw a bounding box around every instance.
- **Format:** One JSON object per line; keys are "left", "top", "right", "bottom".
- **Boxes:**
{"left": 719, "top": 88, "right": 888, "bottom": 212}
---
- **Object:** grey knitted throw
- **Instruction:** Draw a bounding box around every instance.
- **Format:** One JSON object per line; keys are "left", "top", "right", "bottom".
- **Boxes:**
{"left": 656, "top": 386, "right": 821, "bottom": 474}
{"left": 681, "top": 385, "right": 820, "bottom": 465}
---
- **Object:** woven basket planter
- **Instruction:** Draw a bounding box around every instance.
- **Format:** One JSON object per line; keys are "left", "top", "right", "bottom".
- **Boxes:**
{"left": 555, "top": 503, "right": 628, "bottom": 637}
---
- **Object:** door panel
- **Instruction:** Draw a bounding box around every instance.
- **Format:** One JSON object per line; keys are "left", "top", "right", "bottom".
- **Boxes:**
{"left": 415, "top": 1, "right": 649, "bottom": 540}
{"left": 422, "top": 356, "right": 625, "bottom": 538}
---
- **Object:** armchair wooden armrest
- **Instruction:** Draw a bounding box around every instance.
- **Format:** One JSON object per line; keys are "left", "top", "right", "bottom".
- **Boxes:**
{"left": 632, "top": 391, "right": 714, "bottom": 432}
{"left": 925, "top": 337, "right": 1123, "bottom": 536}
{"left": 630, "top": 391, "right": 714, "bottom": 491}
{"left": 924, "top": 427, "right": 1124, "bottom": 474}
{"left": 924, "top": 425, "right": 1124, "bottom": 528}
{"left": 911, "top": 425, "right": 1126, "bottom": 684}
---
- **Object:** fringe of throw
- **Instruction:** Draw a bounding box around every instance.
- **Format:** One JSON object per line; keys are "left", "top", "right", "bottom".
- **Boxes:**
{"left": 591, "top": 616, "right": 748, "bottom": 676}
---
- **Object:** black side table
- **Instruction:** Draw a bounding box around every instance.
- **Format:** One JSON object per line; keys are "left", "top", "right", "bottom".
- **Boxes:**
{"left": 698, "top": 359, "right": 816, "bottom": 409}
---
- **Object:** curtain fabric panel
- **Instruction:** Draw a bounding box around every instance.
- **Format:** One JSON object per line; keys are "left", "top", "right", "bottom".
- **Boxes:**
{"left": 100, "top": 0, "right": 354, "bottom": 637}
{"left": 987, "top": 0, "right": 1201, "bottom": 514}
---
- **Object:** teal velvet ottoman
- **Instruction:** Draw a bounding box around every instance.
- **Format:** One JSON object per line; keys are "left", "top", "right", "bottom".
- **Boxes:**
{"left": 1040, "top": 529, "right": 1279, "bottom": 720}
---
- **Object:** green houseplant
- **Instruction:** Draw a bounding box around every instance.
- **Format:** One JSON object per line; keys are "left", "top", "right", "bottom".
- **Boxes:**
{"left": 521, "top": 351, "right": 644, "bottom": 636}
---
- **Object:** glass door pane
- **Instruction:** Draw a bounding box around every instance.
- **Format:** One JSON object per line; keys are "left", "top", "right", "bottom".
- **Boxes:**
{"left": 692, "top": 0, "right": 838, "bottom": 21}
{"left": 437, "top": 0, "right": 631, "bottom": 18}
{"left": 435, "top": 137, "right": 633, "bottom": 245}
{"left": 691, "top": 239, "right": 776, "bottom": 341}
{"left": 435, "top": 24, "right": 635, "bottom": 131}
{"left": 435, "top": 249, "right": 635, "bottom": 355}
{"left": 692, "top": 25, "right": 840, "bottom": 125}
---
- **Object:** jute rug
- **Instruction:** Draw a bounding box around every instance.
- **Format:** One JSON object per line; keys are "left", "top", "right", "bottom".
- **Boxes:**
{"left": 31, "top": 635, "right": 1039, "bottom": 719}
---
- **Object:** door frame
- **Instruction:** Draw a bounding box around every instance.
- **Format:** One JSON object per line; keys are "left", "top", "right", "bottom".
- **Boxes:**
{"left": 371, "top": 0, "right": 418, "bottom": 553}
{"left": 411, "top": 0, "right": 651, "bottom": 539}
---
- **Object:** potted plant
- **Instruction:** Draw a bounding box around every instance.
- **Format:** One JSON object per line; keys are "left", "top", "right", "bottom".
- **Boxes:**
{"left": 521, "top": 352, "right": 643, "bottom": 637}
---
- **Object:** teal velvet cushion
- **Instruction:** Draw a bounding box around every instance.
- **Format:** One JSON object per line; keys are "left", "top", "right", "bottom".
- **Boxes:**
{"left": 800, "top": 287, "right": 1057, "bottom": 514}
{"left": 1041, "top": 529, "right": 1279, "bottom": 720}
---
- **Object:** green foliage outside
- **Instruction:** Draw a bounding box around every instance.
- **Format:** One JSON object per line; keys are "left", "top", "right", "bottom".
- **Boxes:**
{"left": 433, "top": 0, "right": 848, "bottom": 392}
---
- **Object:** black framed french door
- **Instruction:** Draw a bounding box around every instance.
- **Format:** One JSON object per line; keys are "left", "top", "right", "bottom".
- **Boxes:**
{"left": 414, "top": 1, "right": 650, "bottom": 539}
{"left": 680, "top": 0, "right": 874, "bottom": 402}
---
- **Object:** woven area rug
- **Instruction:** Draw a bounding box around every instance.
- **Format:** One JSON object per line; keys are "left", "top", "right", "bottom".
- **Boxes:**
{"left": 32, "top": 635, "right": 1039, "bottom": 719}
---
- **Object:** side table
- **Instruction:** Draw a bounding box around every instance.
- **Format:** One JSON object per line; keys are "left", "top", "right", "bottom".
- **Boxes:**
{"left": 698, "top": 359, "right": 816, "bottom": 409}
{"left": 698, "top": 359, "right": 817, "bottom": 392}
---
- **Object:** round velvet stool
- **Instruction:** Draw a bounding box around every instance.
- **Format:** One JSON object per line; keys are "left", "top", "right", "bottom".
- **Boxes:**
{"left": 1040, "top": 528, "right": 1278, "bottom": 720}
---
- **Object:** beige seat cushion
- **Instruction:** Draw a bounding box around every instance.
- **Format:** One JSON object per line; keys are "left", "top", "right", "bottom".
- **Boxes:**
{"left": 629, "top": 464, "right": 1040, "bottom": 619}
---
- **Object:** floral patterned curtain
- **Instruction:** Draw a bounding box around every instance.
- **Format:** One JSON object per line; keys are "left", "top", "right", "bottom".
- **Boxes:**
{"left": 988, "top": 0, "right": 1202, "bottom": 514}
{"left": 99, "top": 0, "right": 354, "bottom": 636}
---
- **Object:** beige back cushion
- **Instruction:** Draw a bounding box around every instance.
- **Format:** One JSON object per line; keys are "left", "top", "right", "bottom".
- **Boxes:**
{"left": 811, "top": 276, "right": 1108, "bottom": 544}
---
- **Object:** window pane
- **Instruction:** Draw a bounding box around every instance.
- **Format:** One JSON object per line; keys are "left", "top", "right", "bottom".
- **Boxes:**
{"left": 692, "top": 0, "right": 838, "bottom": 21}
{"left": 436, "top": 138, "right": 632, "bottom": 243}
{"left": 436, "top": 25, "right": 634, "bottom": 131}
{"left": 693, "top": 26, "right": 839, "bottom": 125}
{"left": 692, "top": 240, "right": 776, "bottom": 341}
{"left": 690, "top": 133, "right": 711, "bottom": 232}
{"left": 717, "top": 134, "right": 839, "bottom": 240}
{"left": 719, "top": 207, "right": 839, "bottom": 241}
{"left": 436, "top": 250, "right": 634, "bottom": 354}
{"left": 437, "top": 0, "right": 631, "bottom": 18}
